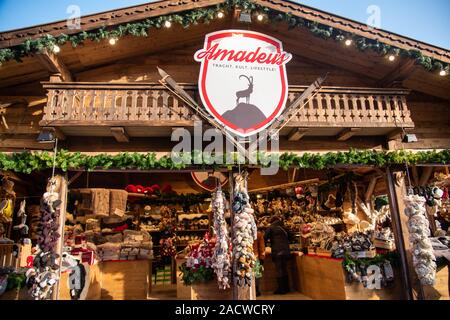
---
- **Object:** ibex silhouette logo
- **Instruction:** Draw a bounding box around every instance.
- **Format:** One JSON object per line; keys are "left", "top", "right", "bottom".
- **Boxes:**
{"left": 236, "top": 75, "right": 253, "bottom": 105}
{"left": 195, "top": 30, "right": 292, "bottom": 137}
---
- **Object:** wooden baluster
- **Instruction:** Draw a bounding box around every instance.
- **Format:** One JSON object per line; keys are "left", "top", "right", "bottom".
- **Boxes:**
{"left": 384, "top": 95, "right": 393, "bottom": 123}
{"left": 129, "top": 90, "right": 138, "bottom": 120}
{"left": 367, "top": 95, "right": 375, "bottom": 123}
{"left": 391, "top": 95, "right": 401, "bottom": 125}
{"left": 323, "top": 93, "right": 333, "bottom": 124}
{"left": 316, "top": 93, "right": 326, "bottom": 123}
{"left": 65, "top": 90, "right": 74, "bottom": 120}
{"left": 360, "top": 95, "right": 369, "bottom": 123}
{"left": 106, "top": 90, "right": 114, "bottom": 120}
{"left": 332, "top": 94, "right": 342, "bottom": 124}
{"left": 342, "top": 94, "right": 352, "bottom": 122}
{"left": 375, "top": 96, "right": 385, "bottom": 123}
{"left": 351, "top": 95, "right": 360, "bottom": 123}
{"left": 98, "top": 90, "right": 106, "bottom": 121}
{"left": 139, "top": 90, "right": 149, "bottom": 120}
{"left": 117, "top": 90, "right": 128, "bottom": 121}
{"left": 44, "top": 89, "right": 54, "bottom": 121}
{"left": 161, "top": 91, "right": 170, "bottom": 120}
{"left": 401, "top": 96, "right": 412, "bottom": 124}
{"left": 150, "top": 90, "right": 157, "bottom": 120}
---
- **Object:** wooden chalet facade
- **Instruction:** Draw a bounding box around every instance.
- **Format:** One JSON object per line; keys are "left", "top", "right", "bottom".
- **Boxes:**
{"left": 0, "top": 0, "right": 448, "bottom": 153}
{"left": 0, "top": 0, "right": 449, "bottom": 301}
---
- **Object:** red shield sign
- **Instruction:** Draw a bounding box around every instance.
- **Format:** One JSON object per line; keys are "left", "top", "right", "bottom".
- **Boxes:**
{"left": 195, "top": 30, "right": 292, "bottom": 137}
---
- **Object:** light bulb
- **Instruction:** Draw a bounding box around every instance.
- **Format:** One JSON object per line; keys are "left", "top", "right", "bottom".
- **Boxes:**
{"left": 344, "top": 39, "right": 352, "bottom": 46}
{"left": 109, "top": 38, "right": 117, "bottom": 45}
{"left": 257, "top": 14, "right": 264, "bottom": 21}
{"left": 52, "top": 45, "right": 60, "bottom": 53}
{"left": 217, "top": 12, "right": 224, "bottom": 19}
{"left": 388, "top": 55, "right": 395, "bottom": 62}
{"left": 439, "top": 70, "right": 447, "bottom": 77}
{"left": 164, "top": 20, "right": 172, "bottom": 28}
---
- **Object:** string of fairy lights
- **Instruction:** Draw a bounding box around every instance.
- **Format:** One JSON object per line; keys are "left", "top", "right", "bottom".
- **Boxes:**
{"left": 0, "top": 0, "right": 448, "bottom": 77}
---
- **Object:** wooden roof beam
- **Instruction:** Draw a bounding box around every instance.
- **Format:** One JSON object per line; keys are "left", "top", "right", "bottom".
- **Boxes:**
{"left": 287, "top": 128, "right": 308, "bottom": 141}
{"left": 35, "top": 50, "right": 73, "bottom": 82}
{"left": 111, "top": 127, "right": 129, "bottom": 143}
{"left": 337, "top": 128, "right": 361, "bottom": 141}
{"left": 377, "top": 59, "right": 416, "bottom": 87}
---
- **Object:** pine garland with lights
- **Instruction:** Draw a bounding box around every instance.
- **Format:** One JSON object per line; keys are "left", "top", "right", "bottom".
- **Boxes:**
{"left": 0, "top": 149, "right": 448, "bottom": 174}
{"left": 0, "top": 0, "right": 448, "bottom": 75}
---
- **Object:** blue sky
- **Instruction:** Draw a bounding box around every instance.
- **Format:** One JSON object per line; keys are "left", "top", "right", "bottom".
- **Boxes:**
{"left": 0, "top": 0, "right": 449, "bottom": 49}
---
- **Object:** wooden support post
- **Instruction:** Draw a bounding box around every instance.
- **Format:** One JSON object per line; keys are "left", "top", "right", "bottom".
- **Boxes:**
{"left": 53, "top": 173, "right": 68, "bottom": 300}
{"left": 385, "top": 167, "right": 419, "bottom": 300}
{"left": 287, "top": 128, "right": 308, "bottom": 141}
{"left": 111, "top": 127, "right": 129, "bottom": 143}
{"left": 337, "top": 128, "right": 361, "bottom": 141}
{"left": 364, "top": 176, "right": 378, "bottom": 203}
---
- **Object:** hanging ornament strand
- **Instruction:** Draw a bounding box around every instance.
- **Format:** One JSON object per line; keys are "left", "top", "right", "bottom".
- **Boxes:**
{"left": 211, "top": 185, "right": 232, "bottom": 290}
{"left": 231, "top": 171, "right": 257, "bottom": 287}
{"left": 404, "top": 194, "right": 437, "bottom": 286}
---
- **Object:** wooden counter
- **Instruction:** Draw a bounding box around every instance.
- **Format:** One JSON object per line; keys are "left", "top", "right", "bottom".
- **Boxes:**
{"left": 260, "top": 252, "right": 300, "bottom": 293}
{"left": 59, "top": 263, "right": 102, "bottom": 300}
{"left": 59, "top": 259, "right": 152, "bottom": 300}
{"left": 296, "top": 254, "right": 404, "bottom": 300}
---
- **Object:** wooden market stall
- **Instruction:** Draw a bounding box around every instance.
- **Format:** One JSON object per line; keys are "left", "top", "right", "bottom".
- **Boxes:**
{"left": 0, "top": 0, "right": 449, "bottom": 301}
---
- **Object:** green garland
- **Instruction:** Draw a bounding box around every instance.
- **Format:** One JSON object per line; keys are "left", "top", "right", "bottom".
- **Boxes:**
{"left": 0, "top": 149, "right": 448, "bottom": 174}
{"left": 0, "top": 0, "right": 448, "bottom": 75}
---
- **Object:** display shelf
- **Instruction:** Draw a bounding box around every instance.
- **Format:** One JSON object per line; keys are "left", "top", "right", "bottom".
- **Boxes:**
{"left": 127, "top": 192, "right": 158, "bottom": 198}
{"left": 175, "top": 229, "right": 209, "bottom": 232}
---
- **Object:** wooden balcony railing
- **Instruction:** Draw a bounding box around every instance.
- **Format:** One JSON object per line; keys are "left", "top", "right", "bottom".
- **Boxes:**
{"left": 41, "top": 82, "right": 414, "bottom": 129}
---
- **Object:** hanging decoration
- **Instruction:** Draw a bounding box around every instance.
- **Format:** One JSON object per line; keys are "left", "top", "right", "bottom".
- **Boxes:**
{"left": 404, "top": 194, "right": 437, "bottom": 286}
{"left": 0, "top": 0, "right": 448, "bottom": 75}
{"left": 232, "top": 171, "right": 257, "bottom": 287}
{"left": 25, "top": 176, "right": 63, "bottom": 300}
{"left": 211, "top": 185, "right": 232, "bottom": 290}
{"left": 0, "top": 149, "right": 448, "bottom": 174}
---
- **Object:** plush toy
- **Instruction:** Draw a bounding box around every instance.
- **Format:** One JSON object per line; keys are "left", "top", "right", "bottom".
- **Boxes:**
{"left": 125, "top": 185, "right": 137, "bottom": 193}
{"left": 144, "top": 186, "right": 154, "bottom": 195}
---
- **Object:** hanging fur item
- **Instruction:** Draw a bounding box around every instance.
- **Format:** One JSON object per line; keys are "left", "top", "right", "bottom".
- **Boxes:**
{"left": 232, "top": 171, "right": 257, "bottom": 287}
{"left": 404, "top": 194, "right": 437, "bottom": 286}
{"left": 211, "top": 185, "right": 231, "bottom": 290}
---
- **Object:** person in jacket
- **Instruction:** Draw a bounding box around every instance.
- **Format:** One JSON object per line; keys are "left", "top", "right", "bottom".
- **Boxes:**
{"left": 253, "top": 230, "right": 266, "bottom": 296}
{"left": 264, "top": 215, "right": 291, "bottom": 294}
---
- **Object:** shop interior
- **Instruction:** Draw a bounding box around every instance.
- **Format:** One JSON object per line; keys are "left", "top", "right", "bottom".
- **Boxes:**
{"left": 0, "top": 164, "right": 449, "bottom": 300}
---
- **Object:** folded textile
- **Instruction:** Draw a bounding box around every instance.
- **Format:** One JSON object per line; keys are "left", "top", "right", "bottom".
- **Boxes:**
{"left": 109, "top": 189, "right": 128, "bottom": 216}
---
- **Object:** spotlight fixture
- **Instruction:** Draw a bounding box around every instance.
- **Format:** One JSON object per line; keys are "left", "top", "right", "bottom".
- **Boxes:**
{"left": 402, "top": 133, "right": 418, "bottom": 143}
{"left": 439, "top": 70, "right": 447, "bottom": 77}
{"left": 164, "top": 20, "right": 172, "bottom": 28}
{"left": 37, "top": 129, "right": 56, "bottom": 143}
{"left": 217, "top": 12, "right": 224, "bottom": 19}
{"left": 388, "top": 55, "right": 396, "bottom": 62}
{"left": 109, "top": 38, "right": 117, "bottom": 45}
{"left": 52, "top": 45, "right": 61, "bottom": 54}
{"left": 257, "top": 14, "right": 264, "bottom": 21}
{"left": 344, "top": 39, "right": 352, "bottom": 46}
{"left": 238, "top": 12, "right": 252, "bottom": 23}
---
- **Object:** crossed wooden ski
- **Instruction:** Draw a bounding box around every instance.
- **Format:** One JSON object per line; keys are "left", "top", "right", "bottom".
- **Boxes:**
{"left": 157, "top": 67, "right": 327, "bottom": 162}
